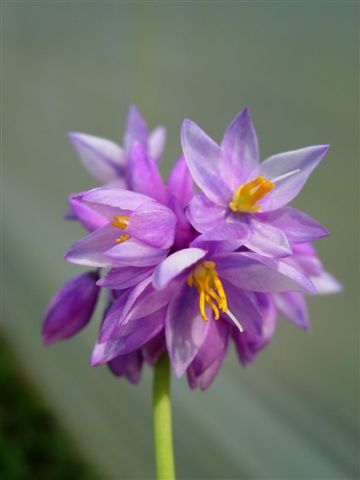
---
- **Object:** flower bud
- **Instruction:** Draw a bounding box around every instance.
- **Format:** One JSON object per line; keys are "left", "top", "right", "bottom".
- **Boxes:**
{"left": 42, "top": 271, "right": 100, "bottom": 346}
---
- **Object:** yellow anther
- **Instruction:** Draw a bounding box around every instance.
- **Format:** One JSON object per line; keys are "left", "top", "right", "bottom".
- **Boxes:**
{"left": 187, "top": 261, "right": 227, "bottom": 322}
{"left": 229, "top": 176, "right": 275, "bottom": 214}
{"left": 112, "top": 215, "right": 129, "bottom": 230}
{"left": 112, "top": 215, "right": 130, "bottom": 244}
{"left": 115, "top": 234, "right": 130, "bottom": 243}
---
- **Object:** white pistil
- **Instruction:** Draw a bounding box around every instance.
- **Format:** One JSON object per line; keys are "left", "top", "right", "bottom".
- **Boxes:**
{"left": 271, "top": 168, "right": 301, "bottom": 184}
{"left": 226, "top": 309, "right": 244, "bottom": 333}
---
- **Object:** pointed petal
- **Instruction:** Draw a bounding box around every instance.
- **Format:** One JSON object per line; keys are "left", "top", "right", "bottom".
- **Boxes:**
{"left": 124, "top": 105, "right": 149, "bottom": 151}
{"left": 166, "top": 282, "right": 210, "bottom": 377}
{"left": 68, "top": 192, "right": 107, "bottom": 232}
{"left": 128, "top": 142, "right": 167, "bottom": 203}
{"left": 99, "top": 278, "right": 151, "bottom": 341}
{"left": 310, "top": 272, "right": 342, "bottom": 294}
{"left": 233, "top": 293, "right": 277, "bottom": 365}
{"left": 127, "top": 201, "right": 177, "bottom": 249}
{"left": 148, "top": 126, "right": 166, "bottom": 161}
{"left": 256, "top": 207, "right": 329, "bottom": 243}
{"left": 153, "top": 248, "right": 207, "bottom": 290}
{"left": 106, "top": 238, "right": 168, "bottom": 267}
{"left": 215, "top": 252, "right": 316, "bottom": 293}
{"left": 65, "top": 224, "right": 123, "bottom": 267}
{"left": 181, "top": 119, "right": 232, "bottom": 204}
{"left": 244, "top": 218, "right": 292, "bottom": 257}
{"left": 167, "top": 155, "right": 194, "bottom": 208}
{"left": 259, "top": 145, "right": 329, "bottom": 211}
{"left": 187, "top": 193, "right": 227, "bottom": 233}
{"left": 187, "top": 319, "right": 229, "bottom": 390}
{"left": 220, "top": 108, "right": 259, "bottom": 188}
{"left": 68, "top": 132, "right": 126, "bottom": 182}
{"left": 92, "top": 308, "right": 165, "bottom": 365}
{"left": 97, "top": 265, "right": 154, "bottom": 289}
{"left": 222, "top": 282, "right": 263, "bottom": 335}
{"left": 274, "top": 292, "right": 309, "bottom": 330}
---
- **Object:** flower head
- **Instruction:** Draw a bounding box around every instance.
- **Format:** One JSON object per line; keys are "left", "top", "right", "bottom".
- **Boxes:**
{"left": 181, "top": 109, "right": 329, "bottom": 257}
{"left": 43, "top": 105, "right": 341, "bottom": 390}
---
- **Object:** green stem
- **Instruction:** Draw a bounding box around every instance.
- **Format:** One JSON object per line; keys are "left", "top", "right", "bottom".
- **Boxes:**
{"left": 153, "top": 353, "right": 176, "bottom": 480}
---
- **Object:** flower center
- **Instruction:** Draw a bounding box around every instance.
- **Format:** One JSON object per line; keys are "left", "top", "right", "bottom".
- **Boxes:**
{"left": 187, "top": 261, "right": 227, "bottom": 322}
{"left": 229, "top": 176, "right": 275, "bottom": 214}
{"left": 112, "top": 215, "right": 130, "bottom": 243}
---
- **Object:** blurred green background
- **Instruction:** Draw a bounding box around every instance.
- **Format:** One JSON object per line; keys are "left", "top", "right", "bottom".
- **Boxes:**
{"left": 2, "top": 1, "right": 358, "bottom": 479}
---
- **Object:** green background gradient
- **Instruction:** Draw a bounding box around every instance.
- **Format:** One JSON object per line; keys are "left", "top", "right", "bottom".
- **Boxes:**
{"left": 3, "top": 2, "right": 358, "bottom": 478}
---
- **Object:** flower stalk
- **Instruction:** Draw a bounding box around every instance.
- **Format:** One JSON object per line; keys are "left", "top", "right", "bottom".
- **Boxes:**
{"left": 153, "top": 353, "right": 175, "bottom": 480}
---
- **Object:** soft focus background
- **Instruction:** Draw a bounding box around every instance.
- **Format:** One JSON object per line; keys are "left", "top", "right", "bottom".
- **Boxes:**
{"left": 2, "top": 2, "right": 359, "bottom": 479}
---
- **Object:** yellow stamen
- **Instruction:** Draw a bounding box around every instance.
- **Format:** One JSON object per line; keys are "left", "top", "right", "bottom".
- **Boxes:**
{"left": 112, "top": 215, "right": 130, "bottom": 243}
{"left": 229, "top": 176, "right": 275, "bottom": 214}
{"left": 187, "top": 261, "right": 227, "bottom": 322}
{"left": 115, "top": 234, "right": 130, "bottom": 243}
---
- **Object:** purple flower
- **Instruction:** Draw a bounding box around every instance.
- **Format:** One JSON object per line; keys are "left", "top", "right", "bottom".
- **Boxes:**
{"left": 68, "top": 105, "right": 166, "bottom": 187}
{"left": 42, "top": 271, "right": 100, "bottom": 345}
{"left": 64, "top": 188, "right": 177, "bottom": 268}
{"left": 181, "top": 109, "right": 329, "bottom": 257}
{"left": 91, "top": 245, "right": 316, "bottom": 389}
{"left": 43, "top": 104, "right": 341, "bottom": 390}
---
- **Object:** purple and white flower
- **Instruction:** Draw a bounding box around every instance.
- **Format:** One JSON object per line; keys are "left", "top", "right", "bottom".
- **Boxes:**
{"left": 182, "top": 109, "right": 329, "bottom": 257}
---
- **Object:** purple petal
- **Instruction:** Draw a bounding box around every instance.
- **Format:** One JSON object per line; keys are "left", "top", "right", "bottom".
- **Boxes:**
{"left": 189, "top": 221, "right": 250, "bottom": 255}
{"left": 274, "top": 292, "right": 309, "bottom": 330}
{"left": 97, "top": 265, "right": 154, "bottom": 290}
{"left": 148, "top": 126, "right": 166, "bottom": 161}
{"left": 233, "top": 293, "right": 276, "bottom": 365}
{"left": 310, "top": 272, "right": 342, "bottom": 294}
{"left": 153, "top": 248, "right": 207, "bottom": 290}
{"left": 222, "top": 281, "right": 263, "bottom": 335}
{"left": 167, "top": 196, "right": 197, "bottom": 251}
{"left": 142, "top": 332, "right": 166, "bottom": 365}
{"left": 127, "top": 200, "right": 177, "bottom": 249}
{"left": 68, "top": 132, "right": 126, "bottom": 182}
{"left": 192, "top": 221, "right": 250, "bottom": 243}
{"left": 220, "top": 108, "right": 260, "bottom": 188}
{"left": 167, "top": 155, "right": 194, "bottom": 208}
{"left": 243, "top": 218, "right": 292, "bottom": 257}
{"left": 106, "top": 238, "right": 168, "bottom": 267}
{"left": 187, "top": 319, "right": 229, "bottom": 390}
{"left": 255, "top": 207, "right": 329, "bottom": 243}
{"left": 215, "top": 252, "right": 316, "bottom": 293}
{"left": 68, "top": 192, "right": 107, "bottom": 232}
{"left": 128, "top": 142, "right": 167, "bottom": 203}
{"left": 65, "top": 224, "right": 124, "bottom": 267}
{"left": 107, "top": 351, "right": 143, "bottom": 383}
{"left": 258, "top": 145, "right": 329, "bottom": 211}
{"left": 42, "top": 271, "right": 100, "bottom": 345}
{"left": 181, "top": 119, "right": 232, "bottom": 204}
{"left": 166, "top": 282, "right": 210, "bottom": 377}
{"left": 124, "top": 105, "right": 149, "bottom": 152}
{"left": 99, "top": 278, "right": 151, "bottom": 342}
{"left": 187, "top": 193, "right": 227, "bottom": 233}
{"left": 77, "top": 187, "right": 151, "bottom": 220}
{"left": 91, "top": 308, "right": 165, "bottom": 365}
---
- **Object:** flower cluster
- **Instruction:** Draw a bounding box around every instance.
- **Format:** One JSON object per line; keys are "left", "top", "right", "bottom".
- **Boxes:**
{"left": 43, "top": 106, "right": 341, "bottom": 390}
